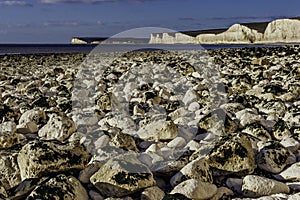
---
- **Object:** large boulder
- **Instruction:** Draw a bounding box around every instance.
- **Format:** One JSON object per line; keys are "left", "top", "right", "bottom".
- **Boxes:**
{"left": 0, "top": 150, "right": 22, "bottom": 190}
{"left": 256, "top": 141, "right": 295, "bottom": 173}
{"left": 90, "top": 154, "right": 156, "bottom": 197}
{"left": 170, "top": 158, "right": 213, "bottom": 187}
{"left": 38, "top": 113, "right": 76, "bottom": 141}
{"left": 27, "top": 174, "right": 88, "bottom": 200}
{"left": 17, "top": 140, "right": 90, "bottom": 180}
{"left": 208, "top": 133, "right": 255, "bottom": 174}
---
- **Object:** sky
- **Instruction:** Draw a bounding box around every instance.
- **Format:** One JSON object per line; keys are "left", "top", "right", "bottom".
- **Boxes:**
{"left": 0, "top": 0, "right": 299, "bottom": 43}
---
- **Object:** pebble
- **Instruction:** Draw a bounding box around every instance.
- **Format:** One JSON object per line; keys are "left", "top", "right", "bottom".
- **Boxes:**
{"left": 242, "top": 175, "right": 290, "bottom": 197}
{"left": 170, "top": 179, "right": 218, "bottom": 200}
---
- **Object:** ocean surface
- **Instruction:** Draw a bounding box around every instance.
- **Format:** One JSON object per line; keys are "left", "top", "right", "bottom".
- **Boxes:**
{"left": 0, "top": 44, "right": 281, "bottom": 55}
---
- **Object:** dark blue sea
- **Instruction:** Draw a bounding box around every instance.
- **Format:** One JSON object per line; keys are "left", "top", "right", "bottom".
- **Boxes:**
{"left": 0, "top": 44, "right": 279, "bottom": 55}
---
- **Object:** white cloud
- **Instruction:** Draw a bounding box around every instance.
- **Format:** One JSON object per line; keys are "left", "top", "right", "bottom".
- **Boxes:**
{"left": 0, "top": 1, "right": 32, "bottom": 6}
{"left": 39, "top": 0, "right": 115, "bottom": 3}
{"left": 39, "top": 0, "right": 153, "bottom": 4}
{"left": 43, "top": 21, "right": 95, "bottom": 27}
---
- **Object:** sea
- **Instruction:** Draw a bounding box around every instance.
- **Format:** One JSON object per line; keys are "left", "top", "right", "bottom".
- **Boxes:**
{"left": 0, "top": 44, "right": 281, "bottom": 55}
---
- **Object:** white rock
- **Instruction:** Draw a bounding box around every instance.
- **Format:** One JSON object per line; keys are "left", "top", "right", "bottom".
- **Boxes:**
{"left": 141, "top": 186, "right": 165, "bottom": 200}
{"left": 288, "top": 192, "right": 300, "bottom": 200}
{"left": 38, "top": 113, "right": 76, "bottom": 141}
{"left": 136, "top": 120, "right": 178, "bottom": 141}
{"left": 170, "top": 179, "right": 217, "bottom": 200}
{"left": 167, "top": 137, "right": 186, "bottom": 148}
{"left": 242, "top": 175, "right": 290, "bottom": 197}
{"left": 235, "top": 108, "right": 262, "bottom": 127}
{"left": 18, "top": 108, "right": 46, "bottom": 127}
{"left": 168, "top": 107, "right": 189, "bottom": 121}
{"left": 275, "top": 162, "right": 300, "bottom": 181}
{"left": 281, "top": 136, "right": 300, "bottom": 152}
{"left": 184, "top": 140, "right": 201, "bottom": 151}
{"left": 94, "top": 134, "right": 110, "bottom": 149}
{"left": 182, "top": 89, "right": 198, "bottom": 106}
{"left": 188, "top": 102, "right": 200, "bottom": 112}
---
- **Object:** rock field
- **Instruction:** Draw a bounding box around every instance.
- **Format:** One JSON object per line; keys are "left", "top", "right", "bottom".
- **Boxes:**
{"left": 0, "top": 46, "right": 299, "bottom": 200}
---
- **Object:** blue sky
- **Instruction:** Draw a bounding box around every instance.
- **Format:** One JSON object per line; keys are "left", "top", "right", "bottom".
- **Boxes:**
{"left": 0, "top": 0, "right": 299, "bottom": 43}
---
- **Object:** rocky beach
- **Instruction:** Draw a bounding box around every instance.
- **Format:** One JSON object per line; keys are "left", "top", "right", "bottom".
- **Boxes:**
{"left": 0, "top": 46, "right": 299, "bottom": 200}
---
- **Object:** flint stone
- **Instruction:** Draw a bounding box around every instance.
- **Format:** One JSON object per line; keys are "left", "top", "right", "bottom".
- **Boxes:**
{"left": 241, "top": 122, "right": 272, "bottom": 141}
{"left": 141, "top": 186, "right": 165, "bottom": 200}
{"left": 38, "top": 113, "right": 76, "bottom": 141}
{"left": 272, "top": 119, "right": 291, "bottom": 141}
{"left": 17, "top": 140, "right": 90, "bottom": 180}
{"left": 198, "top": 108, "right": 238, "bottom": 136}
{"left": 208, "top": 133, "right": 255, "bottom": 174}
{"left": 90, "top": 154, "right": 156, "bottom": 197}
{"left": 0, "top": 121, "right": 26, "bottom": 149}
{"left": 170, "top": 179, "right": 217, "bottom": 200}
{"left": 111, "top": 131, "right": 138, "bottom": 152}
{"left": 0, "top": 150, "right": 22, "bottom": 190}
{"left": 257, "top": 141, "right": 295, "bottom": 173}
{"left": 170, "top": 158, "right": 213, "bottom": 187}
{"left": 27, "top": 174, "right": 88, "bottom": 200}
{"left": 242, "top": 175, "right": 290, "bottom": 198}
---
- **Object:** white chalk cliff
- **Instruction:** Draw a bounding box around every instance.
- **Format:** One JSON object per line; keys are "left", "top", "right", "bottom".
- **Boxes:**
{"left": 264, "top": 19, "right": 300, "bottom": 43}
{"left": 196, "top": 24, "right": 263, "bottom": 44}
{"left": 149, "top": 18, "right": 300, "bottom": 44}
{"left": 149, "top": 32, "right": 196, "bottom": 44}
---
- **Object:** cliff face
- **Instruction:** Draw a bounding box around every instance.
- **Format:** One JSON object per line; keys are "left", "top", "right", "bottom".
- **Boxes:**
{"left": 149, "top": 32, "right": 196, "bottom": 44}
{"left": 264, "top": 19, "right": 300, "bottom": 43}
{"left": 71, "top": 38, "right": 88, "bottom": 44}
{"left": 149, "top": 18, "right": 300, "bottom": 44}
{"left": 197, "top": 24, "right": 263, "bottom": 44}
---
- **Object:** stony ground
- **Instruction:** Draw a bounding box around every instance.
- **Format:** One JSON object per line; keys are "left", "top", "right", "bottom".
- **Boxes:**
{"left": 0, "top": 47, "right": 299, "bottom": 200}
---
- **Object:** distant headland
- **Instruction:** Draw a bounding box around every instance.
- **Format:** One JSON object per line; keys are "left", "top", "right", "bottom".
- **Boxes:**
{"left": 71, "top": 17, "right": 300, "bottom": 45}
